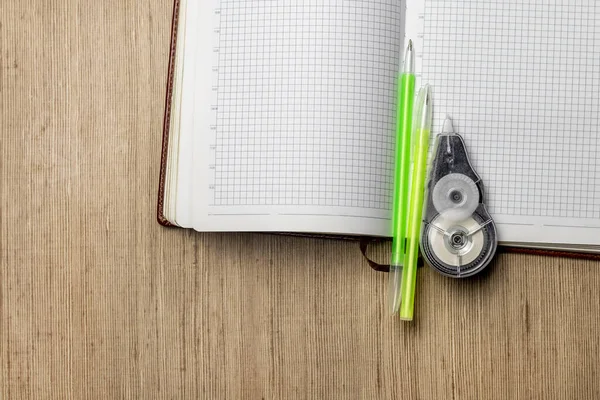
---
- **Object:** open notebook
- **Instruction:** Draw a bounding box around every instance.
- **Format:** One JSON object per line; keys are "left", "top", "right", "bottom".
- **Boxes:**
{"left": 160, "top": 0, "right": 404, "bottom": 236}
{"left": 159, "top": 0, "right": 600, "bottom": 253}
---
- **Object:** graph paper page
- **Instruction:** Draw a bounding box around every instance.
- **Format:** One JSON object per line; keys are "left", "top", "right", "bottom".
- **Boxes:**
{"left": 407, "top": 0, "right": 600, "bottom": 246}
{"left": 185, "top": 0, "right": 405, "bottom": 235}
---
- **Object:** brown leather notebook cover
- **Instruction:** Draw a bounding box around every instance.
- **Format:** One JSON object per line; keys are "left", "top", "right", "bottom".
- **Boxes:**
{"left": 157, "top": 0, "right": 180, "bottom": 228}
{"left": 156, "top": 0, "right": 600, "bottom": 265}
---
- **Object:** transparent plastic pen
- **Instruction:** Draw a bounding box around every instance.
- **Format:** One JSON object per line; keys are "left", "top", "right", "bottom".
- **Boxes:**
{"left": 388, "top": 40, "right": 416, "bottom": 315}
{"left": 399, "top": 84, "right": 432, "bottom": 321}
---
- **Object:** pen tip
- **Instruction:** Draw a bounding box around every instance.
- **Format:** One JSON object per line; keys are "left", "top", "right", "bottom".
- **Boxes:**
{"left": 408, "top": 39, "right": 413, "bottom": 50}
{"left": 442, "top": 115, "right": 455, "bottom": 134}
{"left": 425, "top": 85, "right": 431, "bottom": 105}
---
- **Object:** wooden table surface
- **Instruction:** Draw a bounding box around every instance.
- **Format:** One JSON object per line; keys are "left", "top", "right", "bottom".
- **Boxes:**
{"left": 2, "top": 1, "right": 600, "bottom": 398}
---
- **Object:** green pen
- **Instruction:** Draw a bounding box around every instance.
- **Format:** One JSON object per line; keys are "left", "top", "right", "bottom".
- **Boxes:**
{"left": 399, "top": 84, "right": 432, "bottom": 321}
{"left": 388, "top": 40, "right": 416, "bottom": 315}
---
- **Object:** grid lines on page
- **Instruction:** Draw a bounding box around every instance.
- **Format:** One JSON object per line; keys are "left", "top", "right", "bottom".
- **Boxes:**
{"left": 421, "top": 0, "right": 600, "bottom": 219}
{"left": 213, "top": 0, "right": 402, "bottom": 209}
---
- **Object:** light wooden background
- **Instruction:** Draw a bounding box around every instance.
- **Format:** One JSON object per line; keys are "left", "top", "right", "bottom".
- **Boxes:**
{"left": 2, "top": 1, "right": 600, "bottom": 399}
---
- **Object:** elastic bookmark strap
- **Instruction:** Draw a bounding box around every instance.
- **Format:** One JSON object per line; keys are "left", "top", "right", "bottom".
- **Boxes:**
{"left": 360, "top": 239, "right": 390, "bottom": 272}
{"left": 360, "top": 239, "right": 425, "bottom": 273}
{"left": 361, "top": 240, "right": 600, "bottom": 273}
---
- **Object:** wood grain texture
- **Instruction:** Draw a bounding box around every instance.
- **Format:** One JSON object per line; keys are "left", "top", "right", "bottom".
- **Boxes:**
{"left": 1, "top": 1, "right": 600, "bottom": 398}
